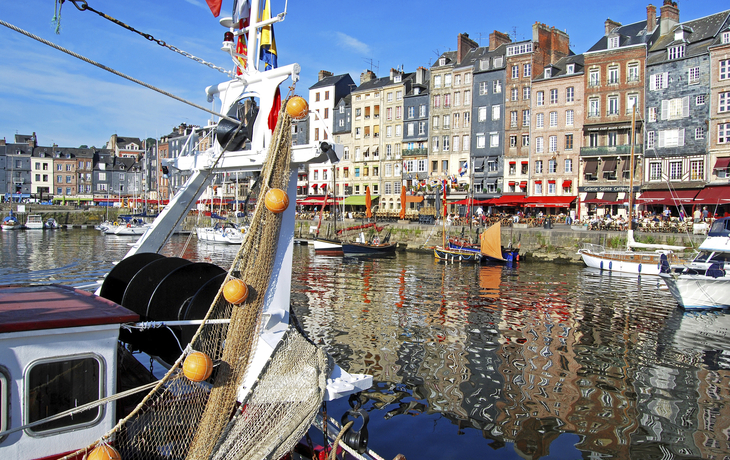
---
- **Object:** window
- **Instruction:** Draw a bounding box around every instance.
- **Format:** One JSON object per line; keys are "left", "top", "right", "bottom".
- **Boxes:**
{"left": 535, "top": 182, "right": 543, "bottom": 194}
{"left": 565, "top": 158, "right": 573, "bottom": 173}
{"left": 453, "top": 113, "right": 460, "bottom": 128}
{"left": 454, "top": 92, "right": 461, "bottom": 106}
{"left": 524, "top": 64, "right": 531, "bottom": 77}
{"left": 444, "top": 75, "right": 452, "bottom": 87}
{"left": 589, "top": 69, "right": 600, "bottom": 87}
{"left": 565, "top": 134, "right": 574, "bottom": 150}
{"left": 567, "top": 64, "right": 575, "bottom": 74}
{"left": 492, "top": 105, "right": 501, "bottom": 120}
{"left": 511, "top": 88, "right": 518, "bottom": 101}
{"left": 548, "top": 182, "right": 556, "bottom": 194}
{"left": 548, "top": 136, "right": 557, "bottom": 153}
{"left": 511, "top": 111, "right": 518, "bottom": 128}
{"left": 433, "top": 95, "right": 440, "bottom": 108}
{"left": 608, "top": 96, "right": 619, "bottom": 115}
{"left": 690, "top": 160, "right": 704, "bottom": 181}
{"left": 627, "top": 63, "right": 639, "bottom": 82}
{"left": 464, "top": 112, "right": 470, "bottom": 126}
{"left": 608, "top": 36, "right": 619, "bottom": 49}
{"left": 507, "top": 43, "right": 533, "bottom": 56}
{"left": 464, "top": 90, "right": 470, "bottom": 105}
{"left": 696, "top": 95, "right": 705, "bottom": 105}
{"left": 522, "top": 135, "right": 530, "bottom": 146}
{"left": 523, "top": 87, "right": 530, "bottom": 100}
{"left": 663, "top": 96, "right": 690, "bottom": 119}
{"left": 478, "top": 106, "right": 487, "bottom": 122}
{"left": 566, "top": 87, "right": 574, "bottom": 103}
{"left": 721, "top": 60, "right": 730, "bottom": 80}
{"left": 535, "top": 137, "right": 544, "bottom": 153}
{"left": 647, "top": 131, "right": 655, "bottom": 149}
{"left": 453, "top": 135, "right": 459, "bottom": 152}
{"left": 535, "top": 160, "right": 543, "bottom": 173}
{"left": 688, "top": 67, "right": 700, "bottom": 85}
{"left": 668, "top": 45, "right": 685, "bottom": 60}
{"left": 589, "top": 98, "right": 600, "bottom": 117}
{"left": 536, "top": 91, "right": 544, "bottom": 106}
{"left": 493, "top": 80, "right": 502, "bottom": 93}
{"left": 536, "top": 113, "right": 544, "bottom": 128}
{"left": 550, "top": 89, "right": 558, "bottom": 104}
{"left": 463, "top": 135, "right": 469, "bottom": 151}
{"left": 510, "top": 135, "right": 517, "bottom": 147}
{"left": 479, "top": 81, "right": 489, "bottom": 95}
{"left": 719, "top": 123, "right": 730, "bottom": 144}
{"left": 566, "top": 110, "right": 574, "bottom": 126}
{"left": 443, "top": 114, "right": 450, "bottom": 128}
{"left": 650, "top": 72, "right": 669, "bottom": 90}
{"left": 512, "top": 65, "right": 519, "bottom": 79}
{"left": 27, "top": 355, "right": 102, "bottom": 433}
{"left": 720, "top": 92, "right": 730, "bottom": 113}
{"left": 522, "top": 109, "right": 530, "bottom": 126}
{"left": 608, "top": 131, "right": 617, "bottom": 146}
{"left": 696, "top": 127, "right": 705, "bottom": 140}
{"left": 432, "top": 116, "right": 439, "bottom": 128}
{"left": 658, "top": 128, "right": 685, "bottom": 148}
{"left": 549, "top": 111, "right": 557, "bottom": 127}
{"left": 724, "top": 31, "right": 730, "bottom": 44}
{"left": 432, "top": 136, "right": 439, "bottom": 152}
{"left": 649, "top": 162, "right": 661, "bottom": 181}
{"left": 490, "top": 133, "right": 499, "bottom": 147}
{"left": 434, "top": 75, "right": 442, "bottom": 88}
{"left": 669, "top": 161, "right": 682, "bottom": 180}
{"left": 627, "top": 94, "right": 638, "bottom": 114}
{"left": 608, "top": 66, "right": 619, "bottom": 84}
{"left": 648, "top": 107, "right": 657, "bottom": 122}
{"left": 488, "top": 160, "right": 498, "bottom": 172}
{"left": 476, "top": 133, "right": 485, "bottom": 148}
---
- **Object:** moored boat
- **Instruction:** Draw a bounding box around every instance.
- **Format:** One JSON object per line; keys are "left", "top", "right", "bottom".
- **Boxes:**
{"left": 44, "top": 218, "right": 60, "bottom": 229}
{"left": 342, "top": 232, "right": 397, "bottom": 257}
{"left": 1, "top": 213, "right": 22, "bottom": 230}
{"left": 25, "top": 214, "right": 44, "bottom": 230}
{"left": 196, "top": 220, "right": 246, "bottom": 244}
{"left": 660, "top": 216, "right": 730, "bottom": 310}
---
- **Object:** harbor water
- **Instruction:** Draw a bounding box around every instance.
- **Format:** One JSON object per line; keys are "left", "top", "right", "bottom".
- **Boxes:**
{"left": 2, "top": 229, "right": 729, "bottom": 459}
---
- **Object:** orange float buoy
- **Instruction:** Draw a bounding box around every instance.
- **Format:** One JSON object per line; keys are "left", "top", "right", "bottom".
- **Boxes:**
{"left": 223, "top": 278, "right": 249, "bottom": 304}
{"left": 265, "top": 188, "right": 289, "bottom": 214}
{"left": 183, "top": 351, "right": 214, "bottom": 382}
{"left": 88, "top": 444, "right": 121, "bottom": 460}
{"left": 286, "top": 96, "right": 308, "bottom": 120}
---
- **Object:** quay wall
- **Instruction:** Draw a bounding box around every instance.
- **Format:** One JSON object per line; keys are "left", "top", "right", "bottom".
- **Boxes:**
{"left": 1, "top": 206, "right": 704, "bottom": 264}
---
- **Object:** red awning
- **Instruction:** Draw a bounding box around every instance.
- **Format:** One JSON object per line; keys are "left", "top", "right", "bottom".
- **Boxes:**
{"left": 521, "top": 161, "right": 529, "bottom": 165}
{"left": 519, "top": 181, "right": 527, "bottom": 187}
{"left": 713, "top": 158, "right": 730, "bottom": 170}
{"left": 636, "top": 189, "right": 701, "bottom": 205}
{"left": 694, "top": 185, "right": 730, "bottom": 204}
{"left": 298, "top": 196, "right": 344, "bottom": 206}
{"left": 563, "top": 180, "right": 572, "bottom": 188}
{"left": 523, "top": 196, "right": 577, "bottom": 208}
{"left": 509, "top": 161, "right": 516, "bottom": 165}
{"left": 534, "top": 180, "right": 542, "bottom": 184}
{"left": 548, "top": 180, "right": 556, "bottom": 184}
{"left": 508, "top": 181, "right": 516, "bottom": 186}
{"left": 406, "top": 195, "right": 424, "bottom": 203}
{"left": 491, "top": 194, "right": 527, "bottom": 206}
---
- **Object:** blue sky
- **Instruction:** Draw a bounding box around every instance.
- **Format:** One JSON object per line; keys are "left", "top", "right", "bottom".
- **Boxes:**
{"left": 0, "top": 0, "right": 722, "bottom": 148}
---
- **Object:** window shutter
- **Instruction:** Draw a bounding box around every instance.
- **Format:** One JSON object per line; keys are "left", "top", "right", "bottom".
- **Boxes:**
{"left": 658, "top": 131, "right": 665, "bottom": 148}
{"left": 661, "top": 100, "right": 669, "bottom": 120}
{"left": 682, "top": 96, "right": 690, "bottom": 117}
{"left": 662, "top": 72, "right": 669, "bottom": 89}
{"left": 650, "top": 75, "right": 657, "bottom": 91}
{"left": 678, "top": 128, "right": 685, "bottom": 146}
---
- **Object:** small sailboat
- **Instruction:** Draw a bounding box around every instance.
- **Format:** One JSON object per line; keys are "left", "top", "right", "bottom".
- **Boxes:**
{"left": 1, "top": 211, "right": 22, "bottom": 230}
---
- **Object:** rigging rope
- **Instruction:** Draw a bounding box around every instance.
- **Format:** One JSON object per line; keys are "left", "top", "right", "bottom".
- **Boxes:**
{"left": 65, "top": 0, "right": 233, "bottom": 76}
{"left": 0, "top": 19, "right": 238, "bottom": 124}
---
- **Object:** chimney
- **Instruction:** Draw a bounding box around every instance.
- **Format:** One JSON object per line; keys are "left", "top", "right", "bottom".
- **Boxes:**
{"left": 318, "top": 70, "right": 333, "bottom": 81}
{"left": 29, "top": 132, "right": 37, "bottom": 148}
{"left": 605, "top": 18, "right": 622, "bottom": 36}
{"left": 415, "top": 66, "right": 427, "bottom": 85}
{"left": 660, "top": 0, "right": 679, "bottom": 36}
{"left": 0, "top": 138, "right": 5, "bottom": 146}
{"left": 457, "top": 33, "right": 478, "bottom": 64}
{"left": 647, "top": 4, "right": 657, "bottom": 32}
{"left": 489, "top": 30, "right": 511, "bottom": 51}
{"left": 360, "top": 70, "right": 376, "bottom": 85}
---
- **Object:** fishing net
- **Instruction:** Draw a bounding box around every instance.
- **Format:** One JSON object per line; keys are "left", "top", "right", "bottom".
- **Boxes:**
{"left": 62, "top": 94, "right": 331, "bottom": 460}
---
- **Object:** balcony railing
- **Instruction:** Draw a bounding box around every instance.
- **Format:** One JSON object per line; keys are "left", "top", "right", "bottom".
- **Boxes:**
{"left": 580, "top": 144, "right": 644, "bottom": 156}
{"left": 403, "top": 148, "right": 428, "bottom": 156}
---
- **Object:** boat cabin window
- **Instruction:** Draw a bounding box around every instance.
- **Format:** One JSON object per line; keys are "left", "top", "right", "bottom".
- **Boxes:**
{"left": 0, "top": 368, "right": 8, "bottom": 441}
{"left": 711, "top": 252, "right": 730, "bottom": 264}
{"left": 693, "top": 251, "right": 713, "bottom": 263}
{"left": 25, "top": 355, "right": 103, "bottom": 434}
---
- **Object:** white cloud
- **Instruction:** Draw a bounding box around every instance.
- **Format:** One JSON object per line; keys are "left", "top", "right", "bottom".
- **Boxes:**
{"left": 334, "top": 32, "right": 370, "bottom": 55}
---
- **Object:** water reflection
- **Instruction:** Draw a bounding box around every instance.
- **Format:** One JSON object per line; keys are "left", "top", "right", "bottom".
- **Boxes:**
{"left": 3, "top": 231, "right": 730, "bottom": 459}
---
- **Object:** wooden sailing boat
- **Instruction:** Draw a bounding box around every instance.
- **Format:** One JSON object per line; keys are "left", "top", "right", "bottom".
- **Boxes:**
{"left": 434, "top": 181, "right": 482, "bottom": 262}
{"left": 577, "top": 105, "right": 688, "bottom": 275}
{"left": 312, "top": 166, "right": 343, "bottom": 255}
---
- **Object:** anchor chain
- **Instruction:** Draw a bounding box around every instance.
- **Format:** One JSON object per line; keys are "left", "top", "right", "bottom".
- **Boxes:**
{"left": 65, "top": 0, "right": 232, "bottom": 76}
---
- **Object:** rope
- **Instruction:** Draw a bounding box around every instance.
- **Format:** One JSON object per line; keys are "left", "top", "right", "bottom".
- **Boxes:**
{"left": 328, "top": 421, "right": 353, "bottom": 460}
{"left": 0, "top": 19, "right": 238, "bottom": 124}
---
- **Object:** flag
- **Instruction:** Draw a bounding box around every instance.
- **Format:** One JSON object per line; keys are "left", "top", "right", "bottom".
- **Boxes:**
{"left": 259, "top": 0, "right": 278, "bottom": 70}
{"left": 268, "top": 86, "right": 281, "bottom": 132}
{"left": 232, "top": 0, "right": 250, "bottom": 24}
{"left": 458, "top": 160, "right": 468, "bottom": 176}
{"left": 442, "top": 180, "right": 447, "bottom": 217}
{"left": 235, "top": 34, "right": 247, "bottom": 74}
{"left": 403, "top": 160, "right": 408, "bottom": 173}
{"left": 205, "top": 0, "right": 222, "bottom": 17}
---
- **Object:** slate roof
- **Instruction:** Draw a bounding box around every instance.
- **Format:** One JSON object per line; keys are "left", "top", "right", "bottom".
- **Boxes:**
{"left": 532, "top": 54, "right": 585, "bottom": 82}
{"left": 431, "top": 50, "right": 457, "bottom": 69}
{"left": 354, "top": 72, "right": 414, "bottom": 93}
{"left": 586, "top": 19, "right": 656, "bottom": 53}
{"left": 647, "top": 10, "right": 730, "bottom": 65}
{"left": 309, "top": 73, "right": 355, "bottom": 90}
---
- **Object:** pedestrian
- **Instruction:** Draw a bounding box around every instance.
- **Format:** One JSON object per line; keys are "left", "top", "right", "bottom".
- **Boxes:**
{"left": 702, "top": 207, "right": 709, "bottom": 222}
{"left": 679, "top": 209, "right": 685, "bottom": 222}
{"left": 694, "top": 208, "right": 701, "bottom": 223}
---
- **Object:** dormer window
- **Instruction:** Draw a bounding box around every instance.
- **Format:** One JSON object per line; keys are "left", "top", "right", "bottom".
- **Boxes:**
{"left": 439, "top": 58, "right": 446, "bottom": 66}
{"left": 566, "top": 64, "right": 575, "bottom": 74}
{"left": 723, "top": 31, "right": 730, "bottom": 44}
{"left": 394, "top": 74, "right": 402, "bottom": 83}
{"left": 608, "top": 36, "right": 620, "bottom": 49}
{"left": 544, "top": 68, "right": 552, "bottom": 78}
{"left": 668, "top": 45, "right": 685, "bottom": 60}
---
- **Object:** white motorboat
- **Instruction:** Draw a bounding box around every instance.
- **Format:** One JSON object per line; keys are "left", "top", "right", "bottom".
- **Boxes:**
{"left": 44, "top": 218, "right": 60, "bottom": 229}
{"left": 196, "top": 221, "right": 246, "bottom": 244}
{"left": 660, "top": 217, "right": 730, "bottom": 310}
{"left": 578, "top": 231, "right": 689, "bottom": 275}
{"left": 0, "top": 3, "right": 374, "bottom": 460}
{"left": 25, "top": 214, "right": 44, "bottom": 230}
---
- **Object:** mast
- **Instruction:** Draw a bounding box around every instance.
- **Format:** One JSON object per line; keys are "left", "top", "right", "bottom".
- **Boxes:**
{"left": 627, "top": 104, "right": 636, "bottom": 249}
